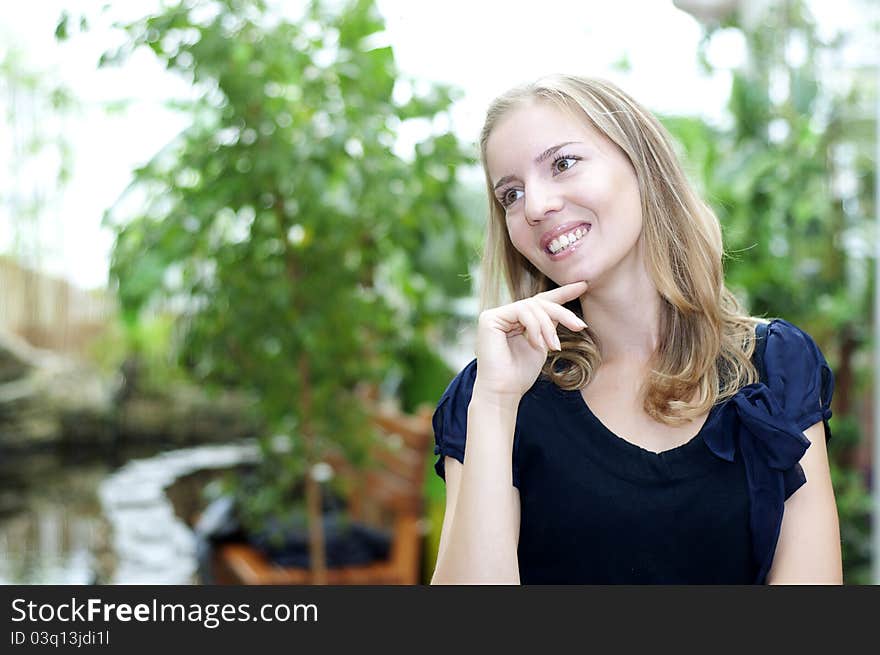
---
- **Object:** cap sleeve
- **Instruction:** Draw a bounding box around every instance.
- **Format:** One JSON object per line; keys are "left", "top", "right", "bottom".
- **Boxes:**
{"left": 432, "top": 359, "right": 478, "bottom": 482}
{"left": 763, "top": 319, "right": 835, "bottom": 440}
{"left": 431, "top": 359, "right": 522, "bottom": 487}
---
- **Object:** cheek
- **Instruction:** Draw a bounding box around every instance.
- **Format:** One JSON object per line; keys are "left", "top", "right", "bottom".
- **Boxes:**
{"left": 506, "top": 222, "right": 543, "bottom": 267}
{"left": 615, "top": 166, "right": 642, "bottom": 213}
{"left": 505, "top": 217, "right": 527, "bottom": 250}
{"left": 621, "top": 182, "right": 644, "bottom": 233}
{"left": 597, "top": 168, "right": 643, "bottom": 229}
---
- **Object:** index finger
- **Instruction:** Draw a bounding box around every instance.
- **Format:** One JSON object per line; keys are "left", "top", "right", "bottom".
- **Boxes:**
{"left": 537, "top": 280, "right": 589, "bottom": 304}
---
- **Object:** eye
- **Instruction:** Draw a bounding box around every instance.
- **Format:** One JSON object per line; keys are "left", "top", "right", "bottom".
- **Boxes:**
{"left": 499, "top": 187, "right": 524, "bottom": 208}
{"left": 552, "top": 154, "right": 580, "bottom": 175}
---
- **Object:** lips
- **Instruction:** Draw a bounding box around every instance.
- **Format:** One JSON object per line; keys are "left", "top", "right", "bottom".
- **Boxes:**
{"left": 540, "top": 221, "right": 592, "bottom": 253}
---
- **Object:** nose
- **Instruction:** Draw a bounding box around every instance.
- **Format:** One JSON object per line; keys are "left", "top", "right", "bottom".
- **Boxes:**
{"left": 523, "top": 180, "right": 563, "bottom": 226}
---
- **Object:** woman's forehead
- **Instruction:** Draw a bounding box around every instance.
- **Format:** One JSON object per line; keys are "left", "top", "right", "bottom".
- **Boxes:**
{"left": 486, "top": 102, "right": 604, "bottom": 174}
{"left": 491, "top": 102, "right": 585, "bottom": 143}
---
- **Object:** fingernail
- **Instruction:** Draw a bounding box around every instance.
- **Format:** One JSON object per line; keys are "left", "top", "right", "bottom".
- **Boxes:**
{"left": 553, "top": 335, "right": 562, "bottom": 350}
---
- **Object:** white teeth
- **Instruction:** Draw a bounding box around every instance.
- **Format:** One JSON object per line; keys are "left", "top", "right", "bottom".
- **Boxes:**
{"left": 548, "top": 225, "right": 590, "bottom": 254}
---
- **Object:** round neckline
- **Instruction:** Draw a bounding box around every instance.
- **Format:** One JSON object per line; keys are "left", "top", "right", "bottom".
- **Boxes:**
{"left": 551, "top": 384, "right": 729, "bottom": 481}
{"left": 576, "top": 389, "right": 718, "bottom": 455}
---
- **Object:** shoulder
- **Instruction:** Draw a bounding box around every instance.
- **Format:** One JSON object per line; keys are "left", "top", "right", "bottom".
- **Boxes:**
{"left": 434, "top": 358, "right": 478, "bottom": 417}
{"left": 763, "top": 318, "right": 821, "bottom": 351}
{"left": 431, "top": 358, "right": 540, "bottom": 486}
{"left": 762, "top": 318, "right": 830, "bottom": 380}
{"left": 761, "top": 318, "right": 834, "bottom": 432}
{"left": 432, "top": 357, "right": 550, "bottom": 422}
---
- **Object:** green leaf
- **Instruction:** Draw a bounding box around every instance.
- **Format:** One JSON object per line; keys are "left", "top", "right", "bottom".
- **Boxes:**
{"left": 54, "top": 12, "right": 69, "bottom": 41}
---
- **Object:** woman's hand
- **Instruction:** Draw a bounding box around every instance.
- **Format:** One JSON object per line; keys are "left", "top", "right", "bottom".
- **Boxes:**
{"left": 474, "top": 281, "right": 589, "bottom": 400}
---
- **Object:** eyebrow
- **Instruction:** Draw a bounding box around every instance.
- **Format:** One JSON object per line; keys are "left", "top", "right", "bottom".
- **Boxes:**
{"left": 492, "top": 141, "right": 581, "bottom": 191}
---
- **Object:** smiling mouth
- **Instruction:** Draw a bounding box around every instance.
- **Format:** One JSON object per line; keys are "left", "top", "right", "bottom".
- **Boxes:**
{"left": 545, "top": 224, "right": 591, "bottom": 255}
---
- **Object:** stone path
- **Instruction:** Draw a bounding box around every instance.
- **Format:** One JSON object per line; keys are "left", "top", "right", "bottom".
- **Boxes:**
{"left": 98, "top": 442, "right": 258, "bottom": 584}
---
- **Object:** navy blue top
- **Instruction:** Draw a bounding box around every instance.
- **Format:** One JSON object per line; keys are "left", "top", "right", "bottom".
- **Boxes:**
{"left": 432, "top": 319, "right": 834, "bottom": 584}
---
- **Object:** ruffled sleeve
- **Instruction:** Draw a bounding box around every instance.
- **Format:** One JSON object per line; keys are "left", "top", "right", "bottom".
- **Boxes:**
{"left": 431, "top": 358, "right": 521, "bottom": 488}
{"left": 763, "top": 319, "right": 835, "bottom": 440}
{"left": 432, "top": 358, "right": 477, "bottom": 481}
{"left": 703, "top": 318, "right": 836, "bottom": 583}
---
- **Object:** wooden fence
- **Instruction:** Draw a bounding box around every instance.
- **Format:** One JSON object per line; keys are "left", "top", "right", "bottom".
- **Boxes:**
{"left": 0, "top": 256, "right": 114, "bottom": 353}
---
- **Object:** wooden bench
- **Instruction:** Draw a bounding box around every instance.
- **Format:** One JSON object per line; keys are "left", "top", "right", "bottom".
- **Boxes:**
{"left": 212, "top": 402, "right": 434, "bottom": 585}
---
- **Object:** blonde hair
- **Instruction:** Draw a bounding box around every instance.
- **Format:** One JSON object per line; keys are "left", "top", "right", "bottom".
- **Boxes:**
{"left": 478, "top": 75, "right": 763, "bottom": 425}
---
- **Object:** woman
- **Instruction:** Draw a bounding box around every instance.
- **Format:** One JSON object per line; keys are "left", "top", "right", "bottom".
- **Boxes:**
{"left": 430, "top": 75, "right": 842, "bottom": 584}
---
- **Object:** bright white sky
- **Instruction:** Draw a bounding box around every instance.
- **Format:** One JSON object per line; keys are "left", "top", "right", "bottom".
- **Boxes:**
{"left": 0, "top": 0, "right": 868, "bottom": 289}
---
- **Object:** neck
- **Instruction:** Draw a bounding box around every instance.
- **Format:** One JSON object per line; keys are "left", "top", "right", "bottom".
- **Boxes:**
{"left": 578, "top": 270, "right": 663, "bottom": 366}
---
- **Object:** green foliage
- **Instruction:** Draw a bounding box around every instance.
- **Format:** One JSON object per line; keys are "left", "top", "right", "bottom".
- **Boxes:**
{"left": 395, "top": 336, "right": 455, "bottom": 415}
{"left": 86, "top": 312, "right": 190, "bottom": 396}
{"left": 99, "top": 0, "right": 475, "bottom": 536}
{"left": 665, "top": 0, "right": 875, "bottom": 582}
{"left": 831, "top": 465, "right": 872, "bottom": 584}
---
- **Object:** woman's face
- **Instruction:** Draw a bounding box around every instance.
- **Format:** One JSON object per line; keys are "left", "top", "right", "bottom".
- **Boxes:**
{"left": 485, "top": 100, "right": 645, "bottom": 290}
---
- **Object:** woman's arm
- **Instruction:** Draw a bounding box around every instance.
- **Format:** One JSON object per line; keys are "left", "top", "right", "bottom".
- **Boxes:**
{"left": 766, "top": 420, "right": 843, "bottom": 584}
{"left": 430, "top": 388, "right": 521, "bottom": 584}
{"left": 431, "top": 282, "right": 588, "bottom": 584}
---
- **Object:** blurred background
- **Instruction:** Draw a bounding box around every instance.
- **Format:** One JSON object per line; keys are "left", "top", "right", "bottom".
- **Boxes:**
{"left": 0, "top": 0, "right": 876, "bottom": 585}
